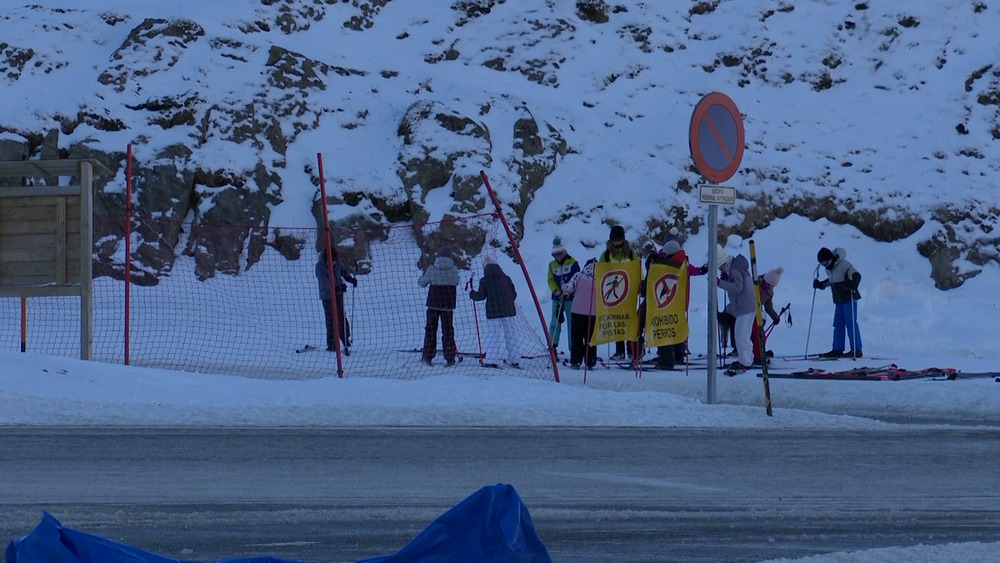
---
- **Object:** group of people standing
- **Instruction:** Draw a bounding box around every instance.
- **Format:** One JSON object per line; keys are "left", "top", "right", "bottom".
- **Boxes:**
{"left": 314, "top": 241, "right": 521, "bottom": 368}
{"left": 417, "top": 248, "right": 521, "bottom": 368}
{"left": 313, "top": 228, "right": 864, "bottom": 372}
{"left": 545, "top": 227, "right": 865, "bottom": 372}
{"left": 547, "top": 225, "right": 709, "bottom": 370}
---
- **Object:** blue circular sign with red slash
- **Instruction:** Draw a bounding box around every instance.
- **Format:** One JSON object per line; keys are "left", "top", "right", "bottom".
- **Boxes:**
{"left": 689, "top": 92, "right": 744, "bottom": 184}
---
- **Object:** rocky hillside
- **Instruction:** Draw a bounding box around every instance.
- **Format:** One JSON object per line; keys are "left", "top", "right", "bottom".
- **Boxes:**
{"left": 0, "top": 1, "right": 997, "bottom": 289}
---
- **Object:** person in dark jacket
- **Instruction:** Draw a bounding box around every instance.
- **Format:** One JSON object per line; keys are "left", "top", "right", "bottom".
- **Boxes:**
{"left": 316, "top": 245, "right": 357, "bottom": 354}
{"left": 469, "top": 256, "right": 520, "bottom": 368}
{"left": 418, "top": 245, "right": 460, "bottom": 366}
{"left": 813, "top": 247, "right": 863, "bottom": 358}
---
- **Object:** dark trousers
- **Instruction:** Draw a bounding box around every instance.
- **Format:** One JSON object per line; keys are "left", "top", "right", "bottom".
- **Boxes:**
{"left": 570, "top": 312, "right": 597, "bottom": 368}
{"left": 322, "top": 294, "right": 349, "bottom": 350}
{"left": 423, "top": 308, "right": 456, "bottom": 362}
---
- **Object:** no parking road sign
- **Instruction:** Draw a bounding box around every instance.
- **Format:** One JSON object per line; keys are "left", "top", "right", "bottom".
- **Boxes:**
{"left": 689, "top": 92, "right": 744, "bottom": 184}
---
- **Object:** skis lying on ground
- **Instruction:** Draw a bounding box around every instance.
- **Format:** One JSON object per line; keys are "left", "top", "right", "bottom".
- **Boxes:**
{"left": 398, "top": 348, "right": 557, "bottom": 360}
{"left": 779, "top": 353, "right": 895, "bottom": 362}
{"left": 612, "top": 360, "right": 689, "bottom": 372}
{"left": 758, "top": 364, "right": 957, "bottom": 381}
{"left": 928, "top": 371, "right": 1000, "bottom": 381}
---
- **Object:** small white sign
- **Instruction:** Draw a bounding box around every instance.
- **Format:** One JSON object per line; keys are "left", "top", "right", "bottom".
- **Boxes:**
{"left": 699, "top": 184, "right": 736, "bottom": 205}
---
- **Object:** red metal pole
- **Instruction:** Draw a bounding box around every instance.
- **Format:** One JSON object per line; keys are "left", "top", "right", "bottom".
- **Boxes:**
{"left": 20, "top": 297, "right": 26, "bottom": 353}
{"left": 317, "top": 153, "right": 344, "bottom": 378}
{"left": 124, "top": 144, "right": 132, "bottom": 365}
{"left": 479, "top": 170, "right": 560, "bottom": 383}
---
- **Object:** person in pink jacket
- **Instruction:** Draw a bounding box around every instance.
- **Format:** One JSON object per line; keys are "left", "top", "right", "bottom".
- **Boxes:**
{"left": 562, "top": 258, "right": 597, "bottom": 369}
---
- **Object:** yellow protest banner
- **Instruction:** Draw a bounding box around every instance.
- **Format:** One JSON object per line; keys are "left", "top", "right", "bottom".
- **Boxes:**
{"left": 644, "top": 260, "right": 689, "bottom": 347}
{"left": 592, "top": 260, "right": 641, "bottom": 345}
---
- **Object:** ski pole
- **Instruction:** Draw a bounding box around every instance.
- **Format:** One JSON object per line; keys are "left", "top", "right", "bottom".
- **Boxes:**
{"left": 350, "top": 260, "right": 357, "bottom": 346}
{"left": 804, "top": 264, "right": 820, "bottom": 359}
{"left": 467, "top": 275, "right": 484, "bottom": 364}
{"left": 849, "top": 289, "right": 858, "bottom": 360}
{"left": 765, "top": 304, "right": 791, "bottom": 338}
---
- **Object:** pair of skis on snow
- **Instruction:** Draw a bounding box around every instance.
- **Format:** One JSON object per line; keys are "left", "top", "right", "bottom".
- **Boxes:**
{"left": 757, "top": 363, "right": 958, "bottom": 381}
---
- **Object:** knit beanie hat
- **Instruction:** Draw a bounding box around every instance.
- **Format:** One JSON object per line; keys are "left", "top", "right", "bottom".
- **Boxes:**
{"left": 437, "top": 245, "right": 452, "bottom": 258}
{"left": 661, "top": 240, "right": 681, "bottom": 256}
{"left": 817, "top": 247, "right": 834, "bottom": 263}
{"left": 551, "top": 237, "right": 566, "bottom": 256}
{"left": 763, "top": 267, "right": 784, "bottom": 287}
{"left": 609, "top": 225, "right": 625, "bottom": 241}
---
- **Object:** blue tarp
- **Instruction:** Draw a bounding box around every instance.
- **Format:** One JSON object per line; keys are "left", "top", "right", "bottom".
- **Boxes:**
{"left": 6, "top": 484, "right": 549, "bottom": 563}
{"left": 358, "top": 483, "right": 551, "bottom": 563}
{"left": 4, "top": 511, "right": 299, "bottom": 563}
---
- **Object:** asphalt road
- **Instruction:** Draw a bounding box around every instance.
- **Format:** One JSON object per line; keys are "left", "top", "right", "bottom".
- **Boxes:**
{"left": 1, "top": 427, "right": 998, "bottom": 562}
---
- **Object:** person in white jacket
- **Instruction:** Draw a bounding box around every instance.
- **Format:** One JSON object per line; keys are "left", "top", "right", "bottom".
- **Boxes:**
{"left": 717, "top": 253, "right": 755, "bottom": 370}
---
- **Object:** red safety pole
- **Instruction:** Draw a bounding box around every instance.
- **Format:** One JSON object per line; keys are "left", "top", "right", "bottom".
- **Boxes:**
{"left": 479, "top": 170, "right": 560, "bottom": 383}
{"left": 317, "top": 153, "right": 344, "bottom": 378}
{"left": 124, "top": 144, "right": 132, "bottom": 365}
{"left": 20, "top": 297, "right": 27, "bottom": 352}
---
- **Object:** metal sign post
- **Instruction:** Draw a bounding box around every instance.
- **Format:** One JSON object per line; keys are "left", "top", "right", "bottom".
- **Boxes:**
{"left": 689, "top": 92, "right": 744, "bottom": 405}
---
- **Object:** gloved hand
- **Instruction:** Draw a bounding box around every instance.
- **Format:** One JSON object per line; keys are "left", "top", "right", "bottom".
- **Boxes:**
{"left": 553, "top": 289, "right": 562, "bottom": 298}
{"left": 350, "top": 278, "right": 358, "bottom": 287}
{"left": 813, "top": 279, "right": 824, "bottom": 290}
{"left": 469, "top": 290, "right": 476, "bottom": 299}
{"left": 770, "top": 314, "right": 780, "bottom": 325}
{"left": 698, "top": 265, "right": 709, "bottom": 275}
{"left": 337, "top": 284, "right": 347, "bottom": 293}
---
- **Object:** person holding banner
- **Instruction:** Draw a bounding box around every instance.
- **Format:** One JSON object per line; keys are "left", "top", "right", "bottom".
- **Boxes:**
{"left": 717, "top": 253, "right": 755, "bottom": 370}
{"left": 653, "top": 239, "right": 708, "bottom": 366}
{"left": 599, "top": 225, "right": 639, "bottom": 361}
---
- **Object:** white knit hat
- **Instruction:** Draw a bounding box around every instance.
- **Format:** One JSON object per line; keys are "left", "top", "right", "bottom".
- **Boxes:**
{"left": 715, "top": 245, "right": 729, "bottom": 270}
